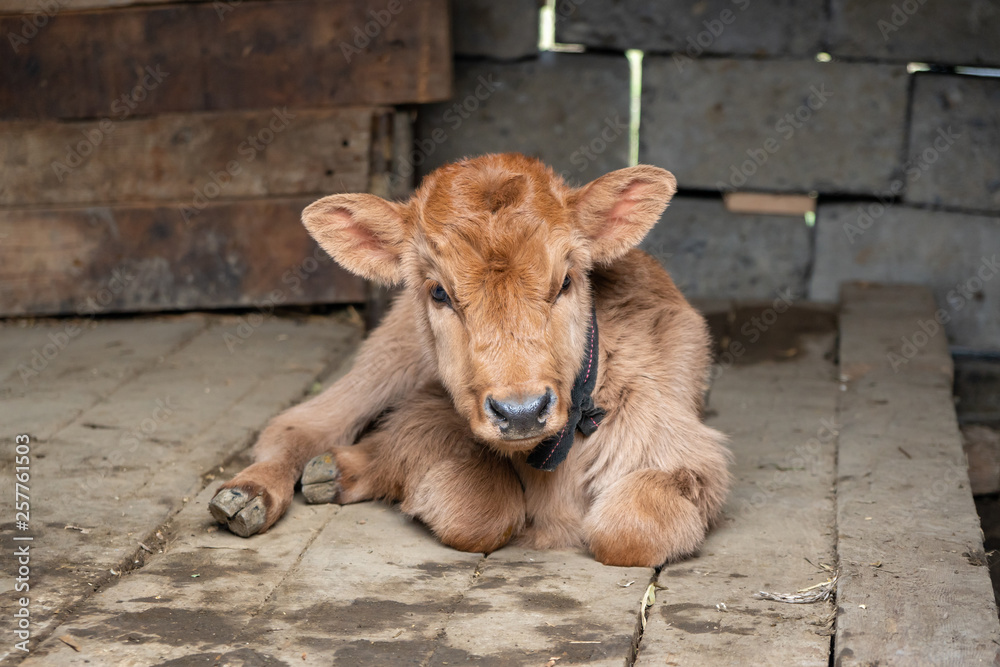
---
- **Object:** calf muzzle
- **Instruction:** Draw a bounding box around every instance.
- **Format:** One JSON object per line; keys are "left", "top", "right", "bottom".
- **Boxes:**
{"left": 485, "top": 388, "right": 555, "bottom": 438}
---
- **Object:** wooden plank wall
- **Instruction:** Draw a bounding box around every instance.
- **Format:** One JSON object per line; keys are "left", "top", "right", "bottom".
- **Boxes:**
{"left": 0, "top": 1, "right": 450, "bottom": 119}
{"left": 0, "top": 0, "right": 449, "bottom": 316}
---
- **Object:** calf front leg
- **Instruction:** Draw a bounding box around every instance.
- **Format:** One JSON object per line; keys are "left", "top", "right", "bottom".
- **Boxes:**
{"left": 585, "top": 468, "right": 707, "bottom": 567}
{"left": 298, "top": 385, "right": 527, "bottom": 554}
{"left": 210, "top": 297, "right": 429, "bottom": 536}
{"left": 584, "top": 430, "right": 730, "bottom": 567}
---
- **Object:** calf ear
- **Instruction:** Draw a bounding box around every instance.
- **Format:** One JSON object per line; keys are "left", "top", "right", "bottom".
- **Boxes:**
{"left": 302, "top": 193, "right": 409, "bottom": 285}
{"left": 570, "top": 166, "right": 677, "bottom": 264}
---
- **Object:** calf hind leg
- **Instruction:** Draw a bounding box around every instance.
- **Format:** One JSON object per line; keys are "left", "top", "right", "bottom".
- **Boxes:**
{"left": 402, "top": 453, "right": 526, "bottom": 553}
{"left": 299, "top": 386, "right": 527, "bottom": 554}
{"left": 300, "top": 442, "right": 376, "bottom": 505}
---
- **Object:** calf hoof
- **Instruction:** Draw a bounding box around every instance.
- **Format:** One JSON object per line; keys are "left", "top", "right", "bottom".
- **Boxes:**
{"left": 301, "top": 453, "right": 341, "bottom": 504}
{"left": 209, "top": 488, "right": 268, "bottom": 537}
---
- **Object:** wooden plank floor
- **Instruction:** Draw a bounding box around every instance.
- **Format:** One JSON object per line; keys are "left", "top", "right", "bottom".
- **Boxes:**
{"left": 1, "top": 292, "right": 996, "bottom": 665}
{"left": 835, "top": 284, "right": 1000, "bottom": 665}
{"left": 0, "top": 312, "right": 363, "bottom": 663}
{"left": 638, "top": 330, "right": 839, "bottom": 666}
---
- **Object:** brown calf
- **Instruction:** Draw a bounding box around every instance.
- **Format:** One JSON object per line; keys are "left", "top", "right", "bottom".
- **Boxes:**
{"left": 209, "top": 153, "right": 731, "bottom": 567}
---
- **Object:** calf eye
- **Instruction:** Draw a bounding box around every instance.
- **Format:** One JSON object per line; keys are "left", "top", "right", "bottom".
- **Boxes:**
{"left": 560, "top": 274, "right": 571, "bottom": 294}
{"left": 430, "top": 283, "right": 452, "bottom": 306}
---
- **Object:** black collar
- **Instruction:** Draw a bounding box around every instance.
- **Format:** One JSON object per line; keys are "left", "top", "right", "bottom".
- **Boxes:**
{"left": 526, "top": 306, "right": 606, "bottom": 471}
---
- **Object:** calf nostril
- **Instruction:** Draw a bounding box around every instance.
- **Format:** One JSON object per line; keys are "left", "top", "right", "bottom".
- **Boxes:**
{"left": 537, "top": 388, "right": 555, "bottom": 422}
{"left": 485, "top": 396, "right": 508, "bottom": 425}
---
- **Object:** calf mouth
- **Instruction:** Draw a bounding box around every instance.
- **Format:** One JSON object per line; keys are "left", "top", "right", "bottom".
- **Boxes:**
{"left": 478, "top": 413, "right": 571, "bottom": 455}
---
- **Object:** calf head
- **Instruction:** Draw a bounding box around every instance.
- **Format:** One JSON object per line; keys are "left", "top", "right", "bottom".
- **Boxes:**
{"left": 303, "top": 154, "right": 676, "bottom": 455}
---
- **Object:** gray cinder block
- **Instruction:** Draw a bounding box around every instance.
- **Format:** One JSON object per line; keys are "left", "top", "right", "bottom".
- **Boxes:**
{"left": 828, "top": 0, "right": 1000, "bottom": 67}
{"left": 414, "top": 53, "right": 630, "bottom": 185}
{"left": 555, "top": 0, "right": 823, "bottom": 58}
{"left": 809, "top": 203, "right": 1000, "bottom": 351}
{"left": 640, "top": 197, "right": 812, "bottom": 301}
{"left": 905, "top": 74, "right": 1000, "bottom": 212}
{"left": 453, "top": 0, "right": 539, "bottom": 60}
{"left": 640, "top": 58, "right": 909, "bottom": 195}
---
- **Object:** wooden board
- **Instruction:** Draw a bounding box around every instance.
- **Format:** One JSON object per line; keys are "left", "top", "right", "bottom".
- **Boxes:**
{"left": 0, "top": 315, "right": 207, "bottom": 443}
{"left": 6, "top": 294, "right": 992, "bottom": 665}
{"left": 834, "top": 283, "right": 1000, "bottom": 665}
{"left": 226, "top": 503, "right": 487, "bottom": 666}
{"left": 724, "top": 192, "right": 816, "bottom": 217}
{"left": 16, "top": 485, "right": 347, "bottom": 666}
{"left": 0, "top": 0, "right": 192, "bottom": 12}
{"left": 0, "top": 198, "right": 367, "bottom": 316}
{"left": 637, "top": 332, "right": 839, "bottom": 665}
{"left": 963, "top": 425, "right": 1000, "bottom": 495}
{"left": 0, "top": 313, "right": 363, "bottom": 660}
{"left": 0, "top": 0, "right": 450, "bottom": 120}
{"left": 0, "top": 108, "right": 374, "bottom": 207}
{"left": 426, "top": 546, "right": 650, "bottom": 665}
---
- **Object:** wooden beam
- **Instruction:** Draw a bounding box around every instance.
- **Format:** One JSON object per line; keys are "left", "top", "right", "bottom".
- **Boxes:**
{"left": 724, "top": 192, "right": 817, "bottom": 217}
{"left": 0, "top": 0, "right": 451, "bottom": 120}
{"left": 0, "top": 198, "right": 367, "bottom": 316}
{"left": 0, "top": 0, "right": 193, "bottom": 12}
{"left": 0, "top": 108, "right": 375, "bottom": 207}
{"left": 835, "top": 283, "right": 1000, "bottom": 664}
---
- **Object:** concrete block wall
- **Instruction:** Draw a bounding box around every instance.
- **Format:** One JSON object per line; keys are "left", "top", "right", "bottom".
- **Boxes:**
{"left": 414, "top": 0, "right": 1000, "bottom": 352}
{"left": 415, "top": 53, "right": 630, "bottom": 184}
{"left": 640, "top": 58, "right": 909, "bottom": 194}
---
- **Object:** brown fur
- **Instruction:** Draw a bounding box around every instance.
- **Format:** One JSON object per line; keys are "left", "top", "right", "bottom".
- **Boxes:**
{"left": 215, "top": 153, "right": 731, "bottom": 567}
